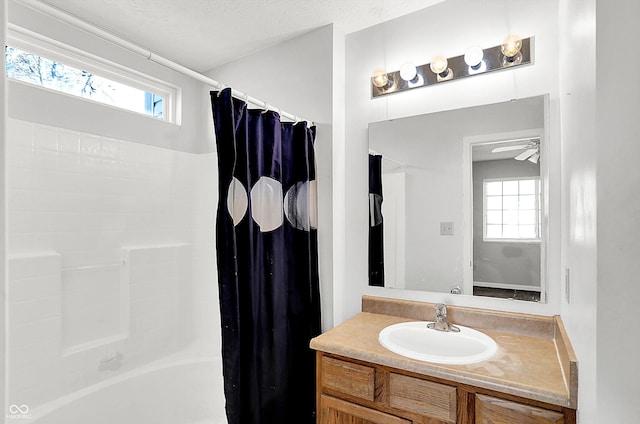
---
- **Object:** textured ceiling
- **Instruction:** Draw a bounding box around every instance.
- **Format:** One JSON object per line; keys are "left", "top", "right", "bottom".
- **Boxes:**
{"left": 39, "top": 0, "right": 445, "bottom": 72}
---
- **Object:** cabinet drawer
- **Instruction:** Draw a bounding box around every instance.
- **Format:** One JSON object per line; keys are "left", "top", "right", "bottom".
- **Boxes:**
{"left": 388, "top": 373, "right": 457, "bottom": 423}
{"left": 322, "top": 356, "right": 376, "bottom": 401}
{"left": 320, "top": 395, "right": 410, "bottom": 424}
{"left": 475, "top": 394, "right": 565, "bottom": 424}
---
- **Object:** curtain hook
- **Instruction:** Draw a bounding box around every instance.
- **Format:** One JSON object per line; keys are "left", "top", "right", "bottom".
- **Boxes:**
{"left": 261, "top": 100, "right": 269, "bottom": 114}
{"left": 217, "top": 83, "right": 224, "bottom": 97}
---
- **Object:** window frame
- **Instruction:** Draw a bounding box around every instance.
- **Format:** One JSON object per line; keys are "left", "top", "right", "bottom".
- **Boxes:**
{"left": 6, "top": 25, "right": 179, "bottom": 124}
{"left": 482, "top": 176, "right": 542, "bottom": 243}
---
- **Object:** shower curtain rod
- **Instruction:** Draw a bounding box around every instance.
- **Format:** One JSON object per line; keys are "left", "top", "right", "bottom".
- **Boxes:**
{"left": 18, "top": 0, "right": 314, "bottom": 125}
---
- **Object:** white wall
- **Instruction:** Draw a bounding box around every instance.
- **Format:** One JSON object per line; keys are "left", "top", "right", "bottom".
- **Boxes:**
{"left": 206, "top": 25, "right": 336, "bottom": 331}
{"left": 558, "top": 0, "right": 597, "bottom": 422}
{"left": 595, "top": 1, "right": 640, "bottom": 421}
{"left": 331, "top": 28, "right": 347, "bottom": 331}
{"left": 340, "top": 0, "right": 561, "bottom": 324}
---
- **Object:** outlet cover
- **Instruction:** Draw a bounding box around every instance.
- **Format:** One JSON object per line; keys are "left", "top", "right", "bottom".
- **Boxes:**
{"left": 440, "top": 222, "right": 454, "bottom": 235}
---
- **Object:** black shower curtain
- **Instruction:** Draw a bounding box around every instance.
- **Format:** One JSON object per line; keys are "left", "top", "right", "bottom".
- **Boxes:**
{"left": 211, "top": 88, "right": 321, "bottom": 424}
{"left": 369, "top": 154, "right": 385, "bottom": 287}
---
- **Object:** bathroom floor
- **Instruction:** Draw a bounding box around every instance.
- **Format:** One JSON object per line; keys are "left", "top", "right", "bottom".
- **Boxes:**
{"left": 473, "top": 287, "right": 541, "bottom": 302}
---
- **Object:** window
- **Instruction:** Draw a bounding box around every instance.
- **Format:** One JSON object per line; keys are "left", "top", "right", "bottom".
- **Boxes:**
{"left": 483, "top": 178, "right": 541, "bottom": 241}
{"left": 5, "top": 31, "right": 176, "bottom": 122}
{"left": 145, "top": 92, "right": 164, "bottom": 119}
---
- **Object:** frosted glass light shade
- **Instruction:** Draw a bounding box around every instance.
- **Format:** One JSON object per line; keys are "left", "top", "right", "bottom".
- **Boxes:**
{"left": 399, "top": 63, "right": 417, "bottom": 81}
{"left": 430, "top": 55, "right": 448, "bottom": 75}
{"left": 372, "top": 69, "right": 389, "bottom": 87}
{"left": 464, "top": 46, "right": 484, "bottom": 67}
{"left": 501, "top": 35, "right": 522, "bottom": 58}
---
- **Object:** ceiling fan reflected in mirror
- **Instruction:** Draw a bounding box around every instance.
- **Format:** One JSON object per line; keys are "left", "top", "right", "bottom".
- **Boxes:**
{"left": 490, "top": 138, "right": 540, "bottom": 164}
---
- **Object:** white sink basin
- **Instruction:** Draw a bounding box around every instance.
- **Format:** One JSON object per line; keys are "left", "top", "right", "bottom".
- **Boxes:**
{"left": 378, "top": 321, "right": 498, "bottom": 365}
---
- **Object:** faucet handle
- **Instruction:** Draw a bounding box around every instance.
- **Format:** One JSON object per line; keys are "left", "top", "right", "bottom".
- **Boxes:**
{"left": 428, "top": 303, "right": 460, "bottom": 332}
{"left": 434, "top": 303, "right": 448, "bottom": 320}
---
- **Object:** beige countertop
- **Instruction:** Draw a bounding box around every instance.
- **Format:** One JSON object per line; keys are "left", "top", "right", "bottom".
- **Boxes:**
{"left": 311, "top": 303, "right": 577, "bottom": 409}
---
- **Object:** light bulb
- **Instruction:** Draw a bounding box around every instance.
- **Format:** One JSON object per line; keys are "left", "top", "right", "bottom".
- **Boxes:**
{"left": 501, "top": 35, "right": 522, "bottom": 58}
{"left": 464, "top": 46, "right": 484, "bottom": 68}
{"left": 399, "top": 63, "right": 417, "bottom": 81}
{"left": 430, "top": 55, "right": 448, "bottom": 75}
{"left": 372, "top": 69, "right": 389, "bottom": 88}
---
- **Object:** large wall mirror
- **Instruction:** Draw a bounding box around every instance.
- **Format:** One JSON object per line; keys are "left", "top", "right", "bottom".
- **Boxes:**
{"left": 368, "top": 94, "right": 549, "bottom": 303}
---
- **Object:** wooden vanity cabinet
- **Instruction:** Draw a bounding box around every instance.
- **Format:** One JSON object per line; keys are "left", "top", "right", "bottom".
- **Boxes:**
{"left": 317, "top": 353, "right": 575, "bottom": 424}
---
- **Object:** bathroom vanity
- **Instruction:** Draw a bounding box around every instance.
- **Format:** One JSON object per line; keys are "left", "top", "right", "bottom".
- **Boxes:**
{"left": 310, "top": 296, "right": 577, "bottom": 424}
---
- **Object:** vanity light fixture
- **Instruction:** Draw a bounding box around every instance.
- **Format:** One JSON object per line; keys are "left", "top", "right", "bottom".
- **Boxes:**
{"left": 371, "top": 36, "right": 533, "bottom": 98}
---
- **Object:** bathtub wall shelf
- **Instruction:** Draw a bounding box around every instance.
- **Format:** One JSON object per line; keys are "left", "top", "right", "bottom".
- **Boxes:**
{"left": 6, "top": 243, "right": 192, "bottom": 412}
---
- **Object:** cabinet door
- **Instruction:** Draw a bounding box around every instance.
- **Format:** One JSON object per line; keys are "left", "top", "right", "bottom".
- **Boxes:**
{"left": 388, "top": 372, "right": 457, "bottom": 423}
{"left": 475, "top": 394, "right": 565, "bottom": 424}
{"left": 320, "top": 395, "right": 410, "bottom": 424}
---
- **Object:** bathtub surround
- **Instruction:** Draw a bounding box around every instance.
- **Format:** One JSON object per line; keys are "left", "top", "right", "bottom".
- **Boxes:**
{"left": 98, "top": 352, "right": 124, "bottom": 371}
{"left": 212, "top": 89, "right": 321, "bottom": 424}
{"left": 5, "top": 119, "right": 219, "bottom": 417}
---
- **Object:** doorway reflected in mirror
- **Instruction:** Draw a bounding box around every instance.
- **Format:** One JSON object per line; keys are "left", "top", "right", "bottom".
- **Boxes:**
{"left": 471, "top": 139, "right": 542, "bottom": 302}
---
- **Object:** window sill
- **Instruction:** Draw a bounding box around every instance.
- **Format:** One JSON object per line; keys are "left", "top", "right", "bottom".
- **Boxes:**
{"left": 482, "top": 238, "right": 541, "bottom": 244}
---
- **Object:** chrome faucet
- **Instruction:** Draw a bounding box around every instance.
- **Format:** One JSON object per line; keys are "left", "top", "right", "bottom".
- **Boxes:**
{"left": 427, "top": 303, "right": 460, "bottom": 332}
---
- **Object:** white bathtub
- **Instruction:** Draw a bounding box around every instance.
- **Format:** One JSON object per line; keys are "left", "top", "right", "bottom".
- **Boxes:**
{"left": 27, "top": 351, "right": 227, "bottom": 424}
